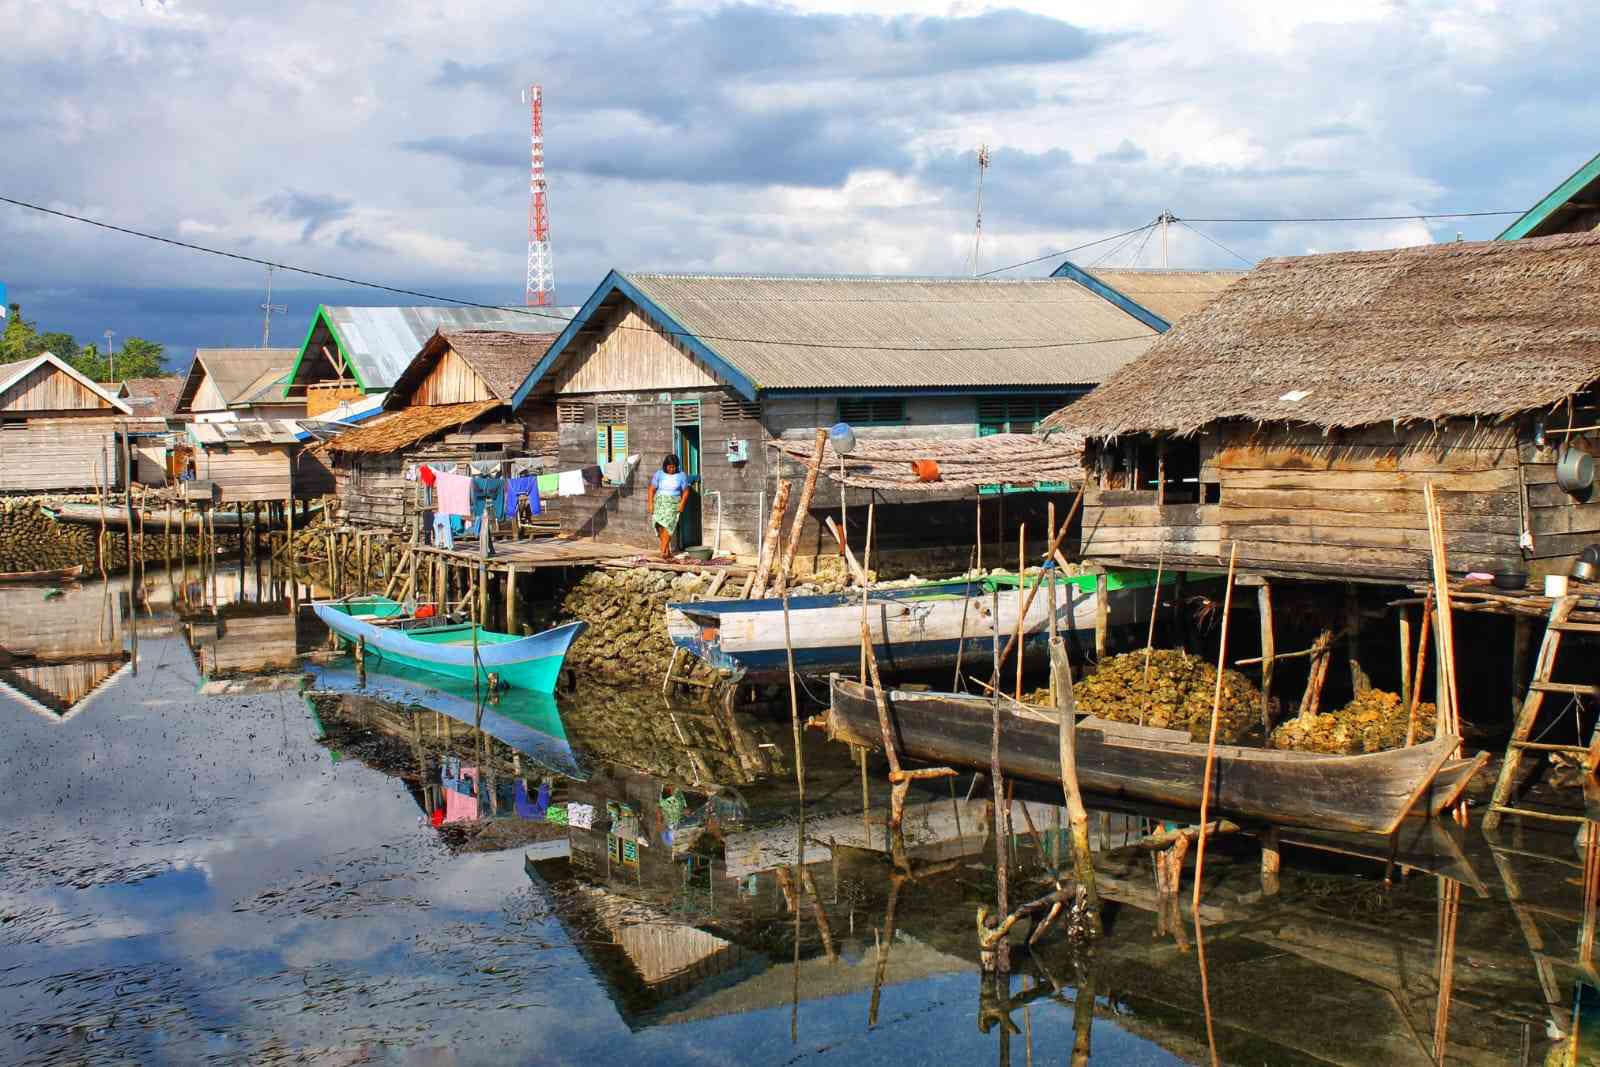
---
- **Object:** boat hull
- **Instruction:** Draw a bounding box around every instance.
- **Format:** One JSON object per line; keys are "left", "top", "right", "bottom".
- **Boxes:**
{"left": 313, "top": 599, "right": 585, "bottom": 693}
{"left": 668, "top": 574, "right": 1157, "bottom": 682}
{"left": 0, "top": 564, "right": 84, "bottom": 584}
{"left": 826, "top": 676, "right": 1457, "bottom": 835}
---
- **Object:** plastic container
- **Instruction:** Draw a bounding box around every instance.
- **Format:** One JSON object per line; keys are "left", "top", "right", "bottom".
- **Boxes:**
{"left": 1545, "top": 574, "right": 1570, "bottom": 598}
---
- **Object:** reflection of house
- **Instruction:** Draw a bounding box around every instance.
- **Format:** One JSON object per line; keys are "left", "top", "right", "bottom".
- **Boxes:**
{"left": 187, "top": 606, "right": 303, "bottom": 676}
{"left": 323, "top": 330, "right": 560, "bottom": 529}
{"left": 1043, "top": 233, "right": 1600, "bottom": 583}
{"left": 176, "top": 348, "right": 304, "bottom": 421}
{"left": 510, "top": 272, "right": 1165, "bottom": 559}
{"left": 0, "top": 353, "right": 134, "bottom": 492}
{"left": 0, "top": 582, "right": 129, "bottom": 721}
{"left": 284, "top": 305, "right": 577, "bottom": 416}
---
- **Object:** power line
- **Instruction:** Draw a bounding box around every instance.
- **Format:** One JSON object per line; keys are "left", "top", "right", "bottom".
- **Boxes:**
{"left": 978, "top": 220, "right": 1159, "bottom": 276}
{"left": 1175, "top": 220, "right": 1255, "bottom": 267}
{"left": 1181, "top": 210, "right": 1521, "bottom": 223}
{"left": 0, "top": 194, "right": 1151, "bottom": 354}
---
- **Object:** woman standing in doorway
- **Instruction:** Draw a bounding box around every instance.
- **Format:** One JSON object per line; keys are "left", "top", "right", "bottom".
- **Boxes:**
{"left": 647, "top": 454, "right": 690, "bottom": 560}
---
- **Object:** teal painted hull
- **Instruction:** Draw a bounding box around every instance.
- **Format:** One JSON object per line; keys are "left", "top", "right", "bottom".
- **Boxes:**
{"left": 358, "top": 641, "right": 567, "bottom": 692}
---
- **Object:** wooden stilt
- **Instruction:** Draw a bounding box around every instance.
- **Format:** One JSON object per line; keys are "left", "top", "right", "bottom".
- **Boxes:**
{"left": 748, "top": 479, "right": 792, "bottom": 599}
{"left": 1191, "top": 542, "right": 1239, "bottom": 918}
{"left": 1257, "top": 581, "right": 1275, "bottom": 732}
{"left": 1093, "top": 572, "right": 1109, "bottom": 660}
{"left": 774, "top": 428, "right": 829, "bottom": 595}
{"left": 1261, "top": 827, "right": 1281, "bottom": 896}
{"left": 1398, "top": 605, "right": 1414, "bottom": 713}
{"left": 1297, "top": 628, "right": 1335, "bottom": 719}
{"left": 1015, "top": 523, "right": 1025, "bottom": 701}
{"left": 1051, "top": 636, "right": 1100, "bottom": 933}
{"left": 989, "top": 584, "right": 1010, "bottom": 973}
{"left": 506, "top": 564, "right": 520, "bottom": 634}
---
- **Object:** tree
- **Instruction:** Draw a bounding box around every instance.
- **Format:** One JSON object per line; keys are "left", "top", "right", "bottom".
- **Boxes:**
{"left": 0, "top": 304, "right": 41, "bottom": 362}
{"left": 0, "top": 304, "right": 171, "bottom": 379}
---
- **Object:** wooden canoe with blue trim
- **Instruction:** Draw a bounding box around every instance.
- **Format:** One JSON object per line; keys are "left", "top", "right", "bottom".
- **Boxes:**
{"left": 666, "top": 571, "right": 1170, "bottom": 683}
{"left": 312, "top": 596, "right": 585, "bottom": 693}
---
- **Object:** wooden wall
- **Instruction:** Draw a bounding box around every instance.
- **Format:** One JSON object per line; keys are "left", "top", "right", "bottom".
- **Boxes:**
{"left": 554, "top": 302, "right": 720, "bottom": 395}
{"left": 1076, "top": 420, "right": 1594, "bottom": 581}
{"left": 0, "top": 363, "right": 113, "bottom": 414}
{"left": 413, "top": 349, "right": 494, "bottom": 405}
{"left": 191, "top": 374, "right": 229, "bottom": 413}
{"left": 307, "top": 382, "right": 364, "bottom": 417}
{"left": 0, "top": 418, "right": 122, "bottom": 492}
{"left": 196, "top": 444, "right": 293, "bottom": 503}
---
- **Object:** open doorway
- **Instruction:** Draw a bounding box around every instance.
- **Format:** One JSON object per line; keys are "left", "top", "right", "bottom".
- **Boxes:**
{"left": 675, "top": 424, "right": 702, "bottom": 549}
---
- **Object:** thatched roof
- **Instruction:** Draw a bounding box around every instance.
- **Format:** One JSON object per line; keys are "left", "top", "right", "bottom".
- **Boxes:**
{"left": 1042, "top": 232, "right": 1600, "bottom": 439}
{"left": 122, "top": 377, "right": 182, "bottom": 417}
{"left": 325, "top": 400, "right": 501, "bottom": 455}
{"left": 385, "top": 330, "right": 556, "bottom": 409}
{"left": 772, "top": 432, "right": 1083, "bottom": 490}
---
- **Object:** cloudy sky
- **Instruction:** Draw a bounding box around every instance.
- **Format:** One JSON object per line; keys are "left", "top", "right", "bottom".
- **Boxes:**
{"left": 2, "top": 0, "right": 1595, "bottom": 366}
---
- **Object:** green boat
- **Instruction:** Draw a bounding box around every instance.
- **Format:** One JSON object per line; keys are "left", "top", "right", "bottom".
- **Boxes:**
{"left": 313, "top": 596, "right": 586, "bottom": 693}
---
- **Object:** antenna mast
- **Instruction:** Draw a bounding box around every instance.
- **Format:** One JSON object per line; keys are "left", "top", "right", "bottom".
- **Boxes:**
{"left": 968, "top": 144, "right": 991, "bottom": 276}
{"left": 260, "top": 265, "right": 286, "bottom": 346}
{"left": 523, "top": 84, "right": 555, "bottom": 306}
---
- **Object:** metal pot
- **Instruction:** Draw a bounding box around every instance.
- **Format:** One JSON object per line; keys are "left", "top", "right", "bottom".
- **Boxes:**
{"left": 1556, "top": 447, "right": 1596, "bottom": 494}
{"left": 1571, "top": 558, "right": 1599, "bottom": 582}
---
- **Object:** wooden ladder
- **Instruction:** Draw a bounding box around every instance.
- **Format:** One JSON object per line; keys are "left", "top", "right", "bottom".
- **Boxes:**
{"left": 1484, "top": 595, "right": 1600, "bottom": 831}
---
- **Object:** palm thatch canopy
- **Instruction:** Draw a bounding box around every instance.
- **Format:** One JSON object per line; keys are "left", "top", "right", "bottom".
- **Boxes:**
{"left": 772, "top": 433, "right": 1083, "bottom": 491}
{"left": 325, "top": 400, "right": 501, "bottom": 455}
{"left": 1041, "top": 232, "right": 1600, "bottom": 439}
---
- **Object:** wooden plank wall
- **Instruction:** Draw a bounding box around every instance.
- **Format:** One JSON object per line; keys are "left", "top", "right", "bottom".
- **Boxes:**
{"left": 197, "top": 445, "right": 293, "bottom": 502}
{"left": 412, "top": 349, "right": 494, "bottom": 406}
{"left": 0, "top": 363, "right": 113, "bottom": 413}
{"left": 0, "top": 418, "right": 121, "bottom": 491}
{"left": 191, "top": 374, "right": 229, "bottom": 412}
{"left": 1079, "top": 420, "right": 1537, "bottom": 579}
{"left": 1523, "top": 430, "right": 1600, "bottom": 561}
{"left": 554, "top": 301, "right": 720, "bottom": 395}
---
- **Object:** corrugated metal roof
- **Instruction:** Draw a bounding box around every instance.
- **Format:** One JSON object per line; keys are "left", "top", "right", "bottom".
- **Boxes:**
{"left": 320, "top": 306, "right": 577, "bottom": 390}
{"left": 1071, "top": 268, "right": 1246, "bottom": 325}
{"left": 191, "top": 348, "right": 297, "bottom": 406}
{"left": 615, "top": 274, "right": 1158, "bottom": 391}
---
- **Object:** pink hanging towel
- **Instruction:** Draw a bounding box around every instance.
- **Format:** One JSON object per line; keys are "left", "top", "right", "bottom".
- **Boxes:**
{"left": 434, "top": 472, "right": 473, "bottom": 517}
{"left": 443, "top": 767, "right": 481, "bottom": 823}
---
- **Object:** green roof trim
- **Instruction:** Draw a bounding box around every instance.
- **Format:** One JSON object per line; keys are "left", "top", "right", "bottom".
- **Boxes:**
{"left": 282, "top": 305, "right": 366, "bottom": 398}
{"left": 1497, "top": 151, "right": 1600, "bottom": 240}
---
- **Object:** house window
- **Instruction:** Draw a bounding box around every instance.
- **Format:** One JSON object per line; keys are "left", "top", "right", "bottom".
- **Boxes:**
{"left": 838, "top": 396, "right": 905, "bottom": 426}
{"left": 978, "top": 395, "right": 1072, "bottom": 494}
{"left": 556, "top": 401, "right": 589, "bottom": 425}
{"left": 719, "top": 397, "right": 762, "bottom": 421}
{"left": 596, "top": 403, "right": 627, "bottom": 465}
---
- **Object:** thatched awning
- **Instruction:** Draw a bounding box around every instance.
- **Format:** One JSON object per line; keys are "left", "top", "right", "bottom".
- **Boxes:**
{"left": 773, "top": 432, "right": 1082, "bottom": 491}
{"left": 325, "top": 400, "right": 501, "bottom": 455}
{"left": 1042, "top": 231, "right": 1600, "bottom": 439}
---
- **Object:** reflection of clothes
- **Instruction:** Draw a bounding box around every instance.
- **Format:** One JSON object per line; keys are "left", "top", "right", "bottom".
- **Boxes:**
{"left": 581, "top": 464, "right": 604, "bottom": 489}
{"left": 537, "top": 473, "right": 560, "bottom": 497}
{"left": 546, "top": 804, "right": 569, "bottom": 826}
{"left": 435, "top": 472, "right": 472, "bottom": 516}
{"left": 514, "top": 779, "right": 551, "bottom": 819}
{"left": 557, "top": 470, "right": 585, "bottom": 497}
{"left": 431, "top": 512, "right": 453, "bottom": 549}
{"left": 507, "top": 476, "right": 540, "bottom": 517}
{"left": 419, "top": 464, "right": 437, "bottom": 488}
{"left": 568, "top": 802, "right": 595, "bottom": 829}
{"left": 444, "top": 777, "right": 479, "bottom": 823}
{"left": 658, "top": 791, "right": 687, "bottom": 828}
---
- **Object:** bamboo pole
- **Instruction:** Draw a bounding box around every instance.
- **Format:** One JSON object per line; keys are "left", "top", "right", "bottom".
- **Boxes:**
{"left": 783, "top": 593, "right": 805, "bottom": 803}
{"left": 1050, "top": 635, "right": 1100, "bottom": 933}
{"left": 989, "top": 584, "right": 1010, "bottom": 974}
{"left": 1015, "top": 523, "right": 1025, "bottom": 701}
{"left": 994, "top": 490, "right": 1082, "bottom": 675}
{"left": 1398, "top": 604, "right": 1414, "bottom": 712}
{"left": 1423, "top": 483, "right": 1461, "bottom": 746}
{"left": 1140, "top": 552, "right": 1166, "bottom": 725}
{"left": 774, "top": 428, "right": 829, "bottom": 595}
{"left": 1256, "top": 579, "right": 1274, "bottom": 732}
{"left": 1190, "top": 541, "right": 1239, "bottom": 918}
{"left": 749, "top": 479, "right": 792, "bottom": 598}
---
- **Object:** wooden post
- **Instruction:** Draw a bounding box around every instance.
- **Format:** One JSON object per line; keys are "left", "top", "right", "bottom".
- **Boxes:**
{"left": 1261, "top": 827, "right": 1281, "bottom": 897}
{"left": 1298, "top": 628, "right": 1335, "bottom": 719}
{"left": 1399, "top": 605, "right": 1414, "bottom": 712}
{"left": 505, "top": 564, "right": 520, "bottom": 634}
{"left": 478, "top": 560, "right": 488, "bottom": 628}
{"left": 180, "top": 498, "right": 189, "bottom": 574}
{"left": 1511, "top": 615, "right": 1534, "bottom": 724}
{"left": 774, "top": 428, "right": 829, "bottom": 595}
{"left": 235, "top": 503, "right": 245, "bottom": 561}
{"left": 1257, "top": 581, "right": 1276, "bottom": 732}
{"left": 749, "top": 479, "right": 792, "bottom": 598}
{"left": 163, "top": 498, "right": 172, "bottom": 569}
{"left": 437, "top": 556, "right": 448, "bottom": 610}
{"left": 1050, "top": 636, "right": 1100, "bottom": 933}
{"left": 1346, "top": 586, "right": 1371, "bottom": 695}
{"left": 989, "top": 585, "right": 1010, "bottom": 973}
{"left": 1424, "top": 483, "right": 1461, "bottom": 747}
{"left": 1093, "top": 572, "right": 1109, "bottom": 660}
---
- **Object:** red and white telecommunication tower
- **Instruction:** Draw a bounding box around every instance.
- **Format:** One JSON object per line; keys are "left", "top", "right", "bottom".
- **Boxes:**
{"left": 522, "top": 84, "right": 554, "bottom": 306}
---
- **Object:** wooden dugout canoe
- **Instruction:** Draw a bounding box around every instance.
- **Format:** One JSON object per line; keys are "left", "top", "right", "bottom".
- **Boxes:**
{"left": 0, "top": 564, "right": 84, "bottom": 584}
{"left": 824, "top": 676, "right": 1459, "bottom": 835}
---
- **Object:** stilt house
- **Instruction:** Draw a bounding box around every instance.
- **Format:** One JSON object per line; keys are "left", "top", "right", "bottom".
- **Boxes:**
{"left": 1041, "top": 232, "right": 1600, "bottom": 583}
{"left": 176, "top": 347, "right": 303, "bottom": 421}
{"left": 0, "top": 353, "right": 134, "bottom": 492}
{"left": 323, "top": 330, "right": 560, "bottom": 530}
{"left": 511, "top": 272, "right": 1204, "bottom": 566}
{"left": 284, "top": 305, "right": 576, "bottom": 416}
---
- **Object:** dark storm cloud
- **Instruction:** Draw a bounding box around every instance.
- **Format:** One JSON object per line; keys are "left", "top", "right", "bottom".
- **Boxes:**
{"left": 259, "top": 191, "right": 357, "bottom": 243}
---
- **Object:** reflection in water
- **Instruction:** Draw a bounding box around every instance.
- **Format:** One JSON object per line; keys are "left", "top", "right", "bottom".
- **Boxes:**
{"left": 2, "top": 577, "right": 1599, "bottom": 1063}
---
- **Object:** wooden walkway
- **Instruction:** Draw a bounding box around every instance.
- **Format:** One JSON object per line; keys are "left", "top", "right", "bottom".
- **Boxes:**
{"left": 411, "top": 536, "right": 750, "bottom": 577}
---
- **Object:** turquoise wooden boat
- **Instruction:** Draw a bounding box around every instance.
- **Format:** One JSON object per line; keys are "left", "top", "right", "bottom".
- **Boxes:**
{"left": 312, "top": 596, "right": 585, "bottom": 693}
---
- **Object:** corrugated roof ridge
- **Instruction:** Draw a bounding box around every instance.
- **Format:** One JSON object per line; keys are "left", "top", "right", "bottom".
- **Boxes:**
{"left": 622, "top": 270, "right": 1077, "bottom": 285}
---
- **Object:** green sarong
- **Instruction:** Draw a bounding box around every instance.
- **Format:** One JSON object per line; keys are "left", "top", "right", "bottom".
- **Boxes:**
{"left": 653, "top": 491, "right": 681, "bottom": 533}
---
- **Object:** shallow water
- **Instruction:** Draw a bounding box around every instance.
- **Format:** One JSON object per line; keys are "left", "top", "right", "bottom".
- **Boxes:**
{"left": 0, "top": 565, "right": 1589, "bottom": 1064}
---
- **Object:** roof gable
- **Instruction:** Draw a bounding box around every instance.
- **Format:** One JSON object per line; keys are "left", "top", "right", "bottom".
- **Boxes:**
{"left": 1051, "top": 264, "right": 1247, "bottom": 329}
{"left": 386, "top": 330, "right": 559, "bottom": 409}
{"left": 1499, "top": 150, "right": 1600, "bottom": 240}
{"left": 0, "top": 354, "right": 133, "bottom": 414}
{"left": 1043, "top": 231, "right": 1600, "bottom": 439}
{"left": 178, "top": 349, "right": 295, "bottom": 411}
{"left": 512, "top": 270, "right": 1158, "bottom": 407}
